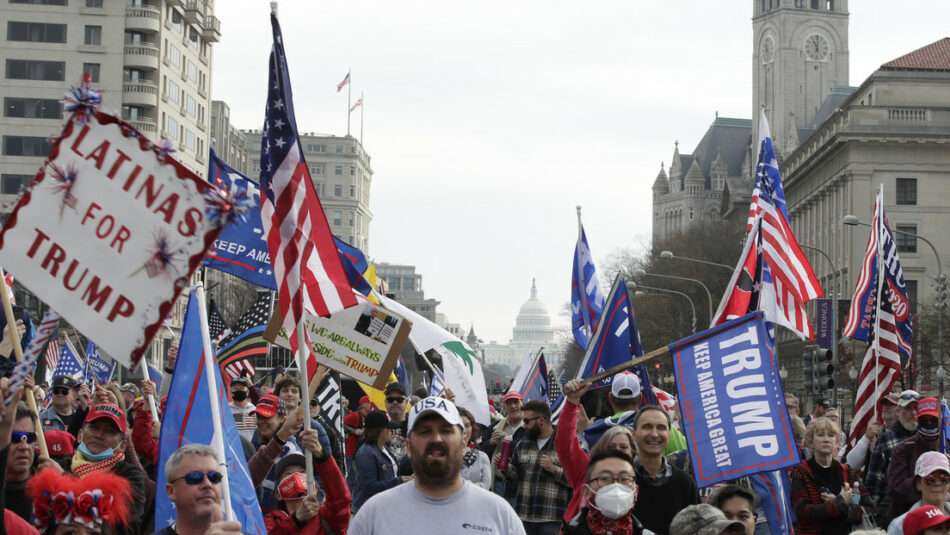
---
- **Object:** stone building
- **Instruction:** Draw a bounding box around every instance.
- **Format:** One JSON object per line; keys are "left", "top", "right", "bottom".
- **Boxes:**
{"left": 482, "top": 280, "right": 566, "bottom": 370}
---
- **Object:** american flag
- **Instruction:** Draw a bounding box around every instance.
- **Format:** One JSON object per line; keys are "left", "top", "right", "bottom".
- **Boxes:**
{"left": 50, "top": 339, "right": 85, "bottom": 381}
{"left": 336, "top": 71, "right": 350, "bottom": 92}
{"left": 3, "top": 270, "right": 14, "bottom": 304}
{"left": 216, "top": 292, "right": 271, "bottom": 383}
{"left": 846, "top": 191, "right": 911, "bottom": 448}
{"left": 208, "top": 299, "right": 231, "bottom": 347}
{"left": 259, "top": 14, "right": 358, "bottom": 381}
{"left": 349, "top": 98, "right": 362, "bottom": 112}
{"left": 45, "top": 338, "right": 61, "bottom": 372}
{"left": 745, "top": 109, "right": 822, "bottom": 339}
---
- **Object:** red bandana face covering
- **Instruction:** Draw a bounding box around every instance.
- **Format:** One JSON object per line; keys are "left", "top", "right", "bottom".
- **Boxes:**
{"left": 585, "top": 506, "right": 635, "bottom": 534}
{"left": 277, "top": 472, "right": 308, "bottom": 501}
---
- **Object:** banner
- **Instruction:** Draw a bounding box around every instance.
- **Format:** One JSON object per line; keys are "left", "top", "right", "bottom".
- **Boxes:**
{"left": 0, "top": 111, "right": 223, "bottom": 370}
{"left": 670, "top": 312, "right": 800, "bottom": 487}
{"left": 815, "top": 298, "right": 833, "bottom": 349}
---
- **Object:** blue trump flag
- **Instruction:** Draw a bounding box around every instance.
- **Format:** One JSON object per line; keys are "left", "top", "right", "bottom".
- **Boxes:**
{"left": 749, "top": 470, "right": 796, "bottom": 535}
{"left": 204, "top": 150, "right": 278, "bottom": 290}
{"left": 670, "top": 311, "right": 800, "bottom": 488}
{"left": 85, "top": 342, "right": 115, "bottom": 385}
{"left": 155, "top": 289, "right": 266, "bottom": 534}
{"left": 571, "top": 213, "right": 605, "bottom": 350}
{"left": 574, "top": 275, "right": 656, "bottom": 405}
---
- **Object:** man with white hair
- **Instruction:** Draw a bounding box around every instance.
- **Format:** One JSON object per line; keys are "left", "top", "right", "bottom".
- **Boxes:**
{"left": 350, "top": 397, "right": 524, "bottom": 534}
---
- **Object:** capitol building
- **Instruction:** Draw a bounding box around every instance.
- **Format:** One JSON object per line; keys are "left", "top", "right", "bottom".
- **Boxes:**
{"left": 481, "top": 279, "right": 567, "bottom": 372}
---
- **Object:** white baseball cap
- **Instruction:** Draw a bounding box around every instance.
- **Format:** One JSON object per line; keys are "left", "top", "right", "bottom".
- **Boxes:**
{"left": 916, "top": 451, "right": 950, "bottom": 478}
{"left": 408, "top": 396, "right": 463, "bottom": 433}
{"left": 611, "top": 372, "right": 642, "bottom": 399}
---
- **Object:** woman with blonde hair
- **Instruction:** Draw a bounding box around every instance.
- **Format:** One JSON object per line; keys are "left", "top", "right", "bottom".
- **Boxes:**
{"left": 789, "top": 417, "right": 874, "bottom": 535}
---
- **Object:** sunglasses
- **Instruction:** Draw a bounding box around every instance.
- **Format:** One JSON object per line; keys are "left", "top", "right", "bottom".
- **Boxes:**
{"left": 901, "top": 393, "right": 922, "bottom": 401}
{"left": 172, "top": 471, "right": 223, "bottom": 485}
{"left": 53, "top": 388, "right": 71, "bottom": 396}
{"left": 11, "top": 431, "right": 37, "bottom": 444}
{"left": 924, "top": 474, "right": 950, "bottom": 486}
{"left": 386, "top": 396, "right": 406, "bottom": 404}
{"left": 522, "top": 415, "right": 544, "bottom": 424}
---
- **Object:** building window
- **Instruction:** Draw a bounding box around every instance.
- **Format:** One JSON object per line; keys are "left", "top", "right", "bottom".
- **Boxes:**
{"left": 168, "top": 43, "right": 181, "bottom": 68}
{"left": 335, "top": 145, "right": 343, "bottom": 153}
{"left": 348, "top": 214, "right": 354, "bottom": 227}
{"left": 310, "top": 165, "right": 324, "bottom": 175}
{"left": 334, "top": 165, "right": 342, "bottom": 176}
{"left": 895, "top": 224, "right": 917, "bottom": 253}
{"left": 689, "top": 207, "right": 695, "bottom": 220}
{"left": 186, "top": 95, "right": 196, "bottom": 116}
{"left": 715, "top": 175, "right": 725, "bottom": 190}
{"left": 3, "top": 136, "right": 52, "bottom": 156}
{"left": 896, "top": 178, "right": 917, "bottom": 206}
{"left": 350, "top": 185, "right": 355, "bottom": 198}
{"left": 186, "top": 60, "right": 198, "bottom": 82}
{"left": 333, "top": 211, "right": 342, "bottom": 226}
{"left": 306, "top": 144, "right": 327, "bottom": 153}
{"left": 84, "top": 25, "right": 102, "bottom": 45}
{"left": 7, "top": 22, "right": 67, "bottom": 44}
{"left": 171, "top": 10, "right": 182, "bottom": 33}
{"left": 167, "top": 79, "right": 180, "bottom": 103}
{"left": 184, "top": 130, "right": 195, "bottom": 151}
{"left": 82, "top": 63, "right": 100, "bottom": 83}
{"left": 166, "top": 117, "right": 179, "bottom": 140}
{"left": 1, "top": 174, "right": 32, "bottom": 195}
{"left": 334, "top": 184, "right": 342, "bottom": 197}
{"left": 4, "top": 97, "right": 61, "bottom": 119}
{"left": 86, "top": 0, "right": 104, "bottom": 7}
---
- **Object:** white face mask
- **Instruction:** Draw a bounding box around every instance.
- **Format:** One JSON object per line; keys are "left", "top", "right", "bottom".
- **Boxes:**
{"left": 588, "top": 483, "right": 638, "bottom": 519}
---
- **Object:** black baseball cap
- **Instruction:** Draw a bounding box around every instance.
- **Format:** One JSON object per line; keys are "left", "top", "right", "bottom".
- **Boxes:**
{"left": 384, "top": 382, "right": 407, "bottom": 396}
{"left": 52, "top": 376, "right": 79, "bottom": 390}
{"left": 364, "top": 410, "right": 400, "bottom": 430}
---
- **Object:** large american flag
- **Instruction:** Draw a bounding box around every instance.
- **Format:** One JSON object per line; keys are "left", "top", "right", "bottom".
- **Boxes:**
{"left": 45, "top": 338, "right": 61, "bottom": 372}
{"left": 846, "top": 191, "right": 911, "bottom": 448}
{"left": 746, "top": 109, "right": 822, "bottom": 339}
{"left": 258, "top": 13, "right": 358, "bottom": 375}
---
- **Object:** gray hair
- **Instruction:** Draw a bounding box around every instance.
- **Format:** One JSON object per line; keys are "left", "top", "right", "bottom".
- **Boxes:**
{"left": 164, "top": 443, "right": 220, "bottom": 481}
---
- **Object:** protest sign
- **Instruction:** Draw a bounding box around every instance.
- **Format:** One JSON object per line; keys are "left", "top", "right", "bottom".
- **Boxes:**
{"left": 264, "top": 302, "right": 411, "bottom": 389}
{"left": 670, "top": 311, "right": 800, "bottom": 488}
{"left": 0, "top": 111, "right": 223, "bottom": 371}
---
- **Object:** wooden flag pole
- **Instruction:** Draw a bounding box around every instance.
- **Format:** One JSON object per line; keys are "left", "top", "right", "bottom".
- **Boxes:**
{"left": 195, "top": 285, "right": 234, "bottom": 521}
{"left": 71, "top": 327, "right": 88, "bottom": 361}
{"left": 0, "top": 266, "right": 49, "bottom": 457}
{"left": 582, "top": 345, "right": 671, "bottom": 386}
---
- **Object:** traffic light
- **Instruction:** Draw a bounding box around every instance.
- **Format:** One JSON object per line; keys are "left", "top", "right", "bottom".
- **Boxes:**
{"left": 819, "top": 349, "right": 835, "bottom": 389}
{"left": 494, "top": 380, "right": 501, "bottom": 395}
{"left": 802, "top": 348, "right": 816, "bottom": 392}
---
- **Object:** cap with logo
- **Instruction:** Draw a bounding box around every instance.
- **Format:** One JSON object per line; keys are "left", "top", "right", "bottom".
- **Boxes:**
{"left": 904, "top": 505, "right": 950, "bottom": 535}
{"left": 51, "top": 375, "right": 79, "bottom": 390}
{"left": 610, "top": 372, "right": 641, "bottom": 400}
{"left": 252, "top": 394, "right": 287, "bottom": 418}
{"left": 916, "top": 451, "right": 950, "bottom": 478}
{"left": 917, "top": 397, "right": 939, "bottom": 419}
{"left": 670, "top": 504, "right": 746, "bottom": 535}
{"left": 84, "top": 403, "right": 127, "bottom": 434}
{"left": 408, "top": 396, "right": 463, "bottom": 433}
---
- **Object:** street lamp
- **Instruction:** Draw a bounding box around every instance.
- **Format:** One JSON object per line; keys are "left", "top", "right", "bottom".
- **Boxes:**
{"left": 843, "top": 214, "right": 945, "bottom": 392}
{"left": 937, "top": 366, "right": 946, "bottom": 398}
{"left": 635, "top": 269, "right": 714, "bottom": 326}
{"left": 659, "top": 251, "right": 734, "bottom": 272}
{"left": 801, "top": 243, "right": 839, "bottom": 408}
{"left": 779, "top": 367, "right": 788, "bottom": 380}
{"left": 632, "top": 286, "right": 697, "bottom": 333}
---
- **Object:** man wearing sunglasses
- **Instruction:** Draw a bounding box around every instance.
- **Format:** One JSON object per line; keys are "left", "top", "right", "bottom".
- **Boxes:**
{"left": 887, "top": 397, "right": 944, "bottom": 524}
{"left": 5, "top": 402, "right": 38, "bottom": 522}
{"left": 383, "top": 383, "right": 410, "bottom": 470}
{"left": 868, "top": 390, "right": 922, "bottom": 526}
{"left": 888, "top": 452, "right": 950, "bottom": 535}
{"left": 38, "top": 374, "right": 79, "bottom": 432}
{"left": 155, "top": 443, "right": 243, "bottom": 535}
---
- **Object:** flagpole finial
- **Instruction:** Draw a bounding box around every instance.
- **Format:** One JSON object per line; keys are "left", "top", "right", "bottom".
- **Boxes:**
{"left": 576, "top": 205, "right": 582, "bottom": 215}
{"left": 270, "top": 1, "right": 278, "bottom": 15}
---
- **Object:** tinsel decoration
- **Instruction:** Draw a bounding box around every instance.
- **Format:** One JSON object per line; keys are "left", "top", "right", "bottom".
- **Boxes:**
{"left": 204, "top": 182, "right": 254, "bottom": 228}
{"left": 155, "top": 138, "right": 176, "bottom": 162}
{"left": 47, "top": 162, "right": 79, "bottom": 217}
{"left": 62, "top": 73, "right": 102, "bottom": 124}
{"left": 130, "top": 231, "right": 181, "bottom": 280}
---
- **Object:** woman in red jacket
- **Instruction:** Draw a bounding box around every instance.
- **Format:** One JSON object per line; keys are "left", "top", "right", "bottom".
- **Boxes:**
{"left": 264, "top": 428, "right": 351, "bottom": 535}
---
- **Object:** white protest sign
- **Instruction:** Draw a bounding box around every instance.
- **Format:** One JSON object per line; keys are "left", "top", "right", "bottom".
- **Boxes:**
{"left": 0, "top": 111, "right": 224, "bottom": 370}
{"left": 265, "top": 303, "right": 411, "bottom": 389}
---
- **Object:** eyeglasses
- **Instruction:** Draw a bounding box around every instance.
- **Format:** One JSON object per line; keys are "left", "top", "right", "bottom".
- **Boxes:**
{"left": 11, "top": 431, "right": 37, "bottom": 444}
{"left": 172, "top": 471, "right": 223, "bottom": 485}
{"left": 924, "top": 474, "right": 950, "bottom": 486}
{"left": 901, "top": 393, "right": 922, "bottom": 401}
{"left": 53, "top": 388, "right": 70, "bottom": 396}
{"left": 386, "top": 396, "right": 406, "bottom": 404}
{"left": 522, "top": 415, "right": 543, "bottom": 424}
{"left": 587, "top": 475, "right": 636, "bottom": 488}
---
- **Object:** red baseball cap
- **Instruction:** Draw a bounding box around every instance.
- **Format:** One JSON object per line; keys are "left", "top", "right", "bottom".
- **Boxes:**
{"left": 84, "top": 403, "right": 127, "bottom": 434}
{"left": 904, "top": 505, "right": 950, "bottom": 535}
{"left": 358, "top": 396, "right": 372, "bottom": 407}
{"left": 44, "top": 430, "right": 76, "bottom": 456}
{"left": 917, "top": 397, "right": 939, "bottom": 419}
{"left": 502, "top": 391, "right": 523, "bottom": 402}
{"left": 252, "top": 394, "right": 287, "bottom": 418}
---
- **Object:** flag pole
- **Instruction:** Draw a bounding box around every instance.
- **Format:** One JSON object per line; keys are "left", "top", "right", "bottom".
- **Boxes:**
{"left": 346, "top": 68, "right": 352, "bottom": 137}
{"left": 296, "top": 318, "right": 315, "bottom": 488}
{"left": 575, "top": 206, "right": 592, "bottom": 342}
{"left": 360, "top": 91, "right": 364, "bottom": 145}
{"left": 0, "top": 266, "right": 49, "bottom": 457}
{"left": 872, "top": 185, "right": 886, "bottom": 421}
{"left": 195, "top": 284, "right": 234, "bottom": 521}
{"left": 139, "top": 357, "right": 159, "bottom": 422}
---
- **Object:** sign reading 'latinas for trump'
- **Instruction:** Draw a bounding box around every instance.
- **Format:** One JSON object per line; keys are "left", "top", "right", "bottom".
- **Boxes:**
{"left": 0, "top": 111, "right": 223, "bottom": 371}
{"left": 670, "top": 312, "right": 800, "bottom": 488}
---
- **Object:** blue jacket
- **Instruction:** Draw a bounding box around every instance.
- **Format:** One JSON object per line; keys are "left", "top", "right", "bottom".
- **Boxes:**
{"left": 352, "top": 443, "right": 402, "bottom": 512}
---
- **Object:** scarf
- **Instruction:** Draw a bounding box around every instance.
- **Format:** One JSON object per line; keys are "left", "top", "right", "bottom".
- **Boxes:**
{"left": 463, "top": 447, "right": 478, "bottom": 468}
{"left": 71, "top": 450, "right": 124, "bottom": 478}
{"left": 585, "top": 506, "right": 635, "bottom": 535}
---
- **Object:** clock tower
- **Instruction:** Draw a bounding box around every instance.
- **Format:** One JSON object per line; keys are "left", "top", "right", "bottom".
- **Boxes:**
{"left": 752, "top": 0, "right": 849, "bottom": 156}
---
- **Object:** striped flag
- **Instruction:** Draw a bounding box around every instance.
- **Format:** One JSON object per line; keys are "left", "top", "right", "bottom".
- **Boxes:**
{"left": 746, "top": 109, "right": 823, "bottom": 339}
{"left": 208, "top": 299, "right": 231, "bottom": 346}
{"left": 350, "top": 98, "right": 362, "bottom": 112}
{"left": 429, "top": 365, "right": 447, "bottom": 398}
{"left": 45, "top": 338, "right": 61, "bottom": 373}
{"left": 259, "top": 13, "right": 359, "bottom": 382}
{"left": 336, "top": 70, "right": 350, "bottom": 92}
{"left": 216, "top": 292, "right": 271, "bottom": 383}
{"left": 846, "top": 190, "right": 911, "bottom": 449}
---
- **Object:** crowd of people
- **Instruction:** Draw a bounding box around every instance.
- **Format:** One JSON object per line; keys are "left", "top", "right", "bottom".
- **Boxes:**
{"left": 2, "top": 334, "right": 950, "bottom": 535}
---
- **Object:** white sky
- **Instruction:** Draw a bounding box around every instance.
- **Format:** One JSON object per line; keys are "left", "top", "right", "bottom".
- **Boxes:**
{"left": 212, "top": 1, "right": 950, "bottom": 344}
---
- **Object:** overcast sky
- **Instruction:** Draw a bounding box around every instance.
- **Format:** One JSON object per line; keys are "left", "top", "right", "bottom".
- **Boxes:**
{"left": 212, "top": 1, "right": 950, "bottom": 344}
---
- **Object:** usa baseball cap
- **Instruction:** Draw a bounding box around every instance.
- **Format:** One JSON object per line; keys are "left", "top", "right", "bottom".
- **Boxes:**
{"left": 408, "top": 396, "right": 463, "bottom": 433}
{"left": 84, "top": 403, "right": 127, "bottom": 434}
